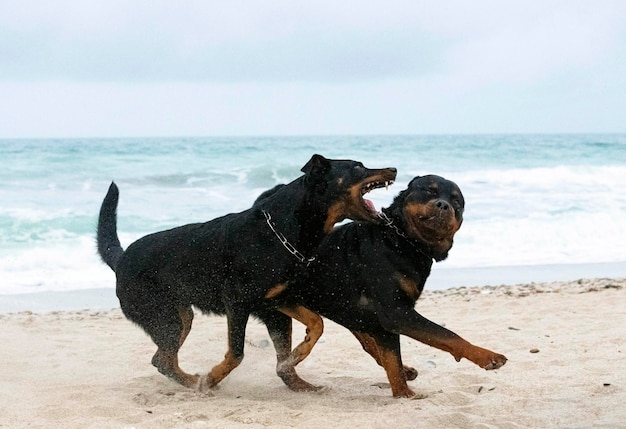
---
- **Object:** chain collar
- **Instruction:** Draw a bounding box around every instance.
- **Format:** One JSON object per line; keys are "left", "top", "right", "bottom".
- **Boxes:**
{"left": 377, "top": 212, "right": 433, "bottom": 260}
{"left": 262, "top": 210, "right": 316, "bottom": 266}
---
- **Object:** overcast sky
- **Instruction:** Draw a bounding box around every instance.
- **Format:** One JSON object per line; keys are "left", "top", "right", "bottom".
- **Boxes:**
{"left": 1, "top": 0, "right": 625, "bottom": 138}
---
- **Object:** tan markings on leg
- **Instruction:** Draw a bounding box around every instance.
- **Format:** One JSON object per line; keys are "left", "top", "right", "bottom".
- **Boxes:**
{"left": 395, "top": 274, "right": 420, "bottom": 300}
{"left": 201, "top": 348, "right": 243, "bottom": 390}
{"left": 377, "top": 347, "right": 415, "bottom": 398}
{"left": 177, "top": 306, "right": 194, "bottom": 347}
{"left": 405, "top": 326, "right": 472, "bottom": 362}
{"left": 150, "top": 307, "right": 198, "bottom": 389}
{"left": 353, "top": 331, "right": 418, "bottom": 382}
{"left": 458, "top": 343, "right": 508, "bottom": 369}
{"left": 272, "top": 305, "right": 324, "bottom": 391}
{"left": 266, "top": 316, "right": 315, "bottom": 391}
{"left": 404, "top": 328, "right": 508, "bottom": 369}
{"left": 152, "top": 348, "right": 199, "bottom": 388}
{"left": 352, "top": 331, "right": 383, "bottom": 365}
{"left": 278, "top": 305, "right": 324, "bottom": 366}
{"left": 264, "top": 283, "right": 288, "bottom": 299}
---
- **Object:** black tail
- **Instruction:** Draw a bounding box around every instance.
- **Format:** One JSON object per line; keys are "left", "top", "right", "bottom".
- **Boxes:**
{"left": 97, "top": 182, "right": 124, "bottom": 272}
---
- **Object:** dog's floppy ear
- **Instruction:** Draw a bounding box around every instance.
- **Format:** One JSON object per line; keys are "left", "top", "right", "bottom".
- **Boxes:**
{"left": 301, "top": 154, "right": 331, "bottom": 178}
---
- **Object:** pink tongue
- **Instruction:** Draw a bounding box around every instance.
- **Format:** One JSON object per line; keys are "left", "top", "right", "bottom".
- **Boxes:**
{"left": 364, "top": 198, "right": 377, "bottom": 212}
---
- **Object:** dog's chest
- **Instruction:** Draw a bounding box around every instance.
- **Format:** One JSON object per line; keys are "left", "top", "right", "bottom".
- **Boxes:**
{"left": 395, "top": 273, "right": 423, "bottom": 301}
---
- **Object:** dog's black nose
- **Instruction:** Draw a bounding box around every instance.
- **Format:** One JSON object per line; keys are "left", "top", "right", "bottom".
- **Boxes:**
{"left": 436, "top": 200, "right": 450, "bottom": 211}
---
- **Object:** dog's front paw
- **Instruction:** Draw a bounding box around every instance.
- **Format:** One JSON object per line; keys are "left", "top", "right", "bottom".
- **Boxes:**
{"left": 482, "top": 352, "right": 507, "bottom": 370}
{"left": 196, "top": 374, "right": 219, "bottom": 393}
{"left": 480, "top": 350, "right": 507, "bottom": 370}
{"left": 465, "top": 345, "right": 508, "bottom": 370}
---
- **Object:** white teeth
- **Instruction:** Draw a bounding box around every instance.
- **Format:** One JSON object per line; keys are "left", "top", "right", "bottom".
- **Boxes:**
{"left": 362, "top": 180, "right": 393, "bottom": 195}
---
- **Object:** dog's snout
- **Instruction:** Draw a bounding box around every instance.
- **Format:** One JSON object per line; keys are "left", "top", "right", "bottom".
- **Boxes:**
{"left": 436, "top": 200, "right": 450, "bottom": 211}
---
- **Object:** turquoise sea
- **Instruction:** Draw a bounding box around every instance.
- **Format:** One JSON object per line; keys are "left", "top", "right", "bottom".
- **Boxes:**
{"left": 1, "top": 134, "right": 625, "bottom": 311}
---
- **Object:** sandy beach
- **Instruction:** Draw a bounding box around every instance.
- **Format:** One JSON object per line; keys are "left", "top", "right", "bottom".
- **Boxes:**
{"left": 1, "top": 277, "right": 624, "bottom": 429}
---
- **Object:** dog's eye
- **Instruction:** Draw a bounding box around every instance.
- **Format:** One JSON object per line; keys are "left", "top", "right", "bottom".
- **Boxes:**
{"left": 422, "top": 187, "right": 437, "bottom": 196}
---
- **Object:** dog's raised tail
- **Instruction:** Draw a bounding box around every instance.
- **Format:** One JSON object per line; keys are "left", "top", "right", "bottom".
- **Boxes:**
{"left": 97, "top": 182, "right": 124, "bottom": 272}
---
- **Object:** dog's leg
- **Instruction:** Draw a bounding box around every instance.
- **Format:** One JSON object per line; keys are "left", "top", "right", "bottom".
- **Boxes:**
{"left": 364, "top": 333, "right": 416, "bottom": 398}
{"left": 152, "top": 349, "right": 200, "bottom": 388}
{"left": 395, "top": 313, "right": 508, "bottom": 370}
{"left": 377, "top": 345, "right": 416, "bottom": 398}
{"left": 260, "top": 309, "right": 322, "bottom": 392}
{"left": 177, "top": 305, "right": 194, "bottom": 347}
{"left": 150, "top": 305, "right": 200, "bottom": 388}
{"left": 278, "top": 305, "right": 324, "bottom": 364}
{"left": 351, "top": 331, "right": 417, "bottom": 381}
{"left": 352, "top": 331, "right": 382, "bottom": 363}
{"left": 198, "top": 310, "right": 247, "bottom": 392}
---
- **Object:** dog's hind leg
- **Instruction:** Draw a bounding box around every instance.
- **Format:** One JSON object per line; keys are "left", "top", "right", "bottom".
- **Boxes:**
{"left": 150, "top": 305, "right": 200, "bottom": 388}
{"left": 177, "top": 305, "right": 194, "bottom": 347}
{"left": 351, "top": 331, "right": 418, "bottom": 381}
{"left": 260, "top": 309, "right": 322, "bottom": 392}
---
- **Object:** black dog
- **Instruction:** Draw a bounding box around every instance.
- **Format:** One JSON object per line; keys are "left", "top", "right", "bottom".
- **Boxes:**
{"left": 274, "top": 175, "right": 507, "bottom": 397}
{"left": 97, "top": 154, "right": 396, "bottom": 392}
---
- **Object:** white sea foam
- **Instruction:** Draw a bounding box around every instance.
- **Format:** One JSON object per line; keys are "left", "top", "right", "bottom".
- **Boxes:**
{"left": 1, "top": 135, "right": 625, "bottom": 296}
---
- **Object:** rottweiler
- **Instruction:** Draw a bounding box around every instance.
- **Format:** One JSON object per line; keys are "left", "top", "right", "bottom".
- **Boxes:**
{"left": 97, "top": 154, "right": 396, "bottom": 392}
{"left": 274, "top": 175, "right": 507, "bottom": 397}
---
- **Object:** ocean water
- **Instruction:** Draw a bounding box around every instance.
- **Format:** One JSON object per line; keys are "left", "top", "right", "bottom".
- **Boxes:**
{"left": 1, "top": 135, "right": 625, "bottom": 303}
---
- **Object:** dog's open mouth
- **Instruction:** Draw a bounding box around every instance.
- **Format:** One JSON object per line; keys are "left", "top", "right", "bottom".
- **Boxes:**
{"left": 361, "top": 179, "right": 394, "bottom": 213}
